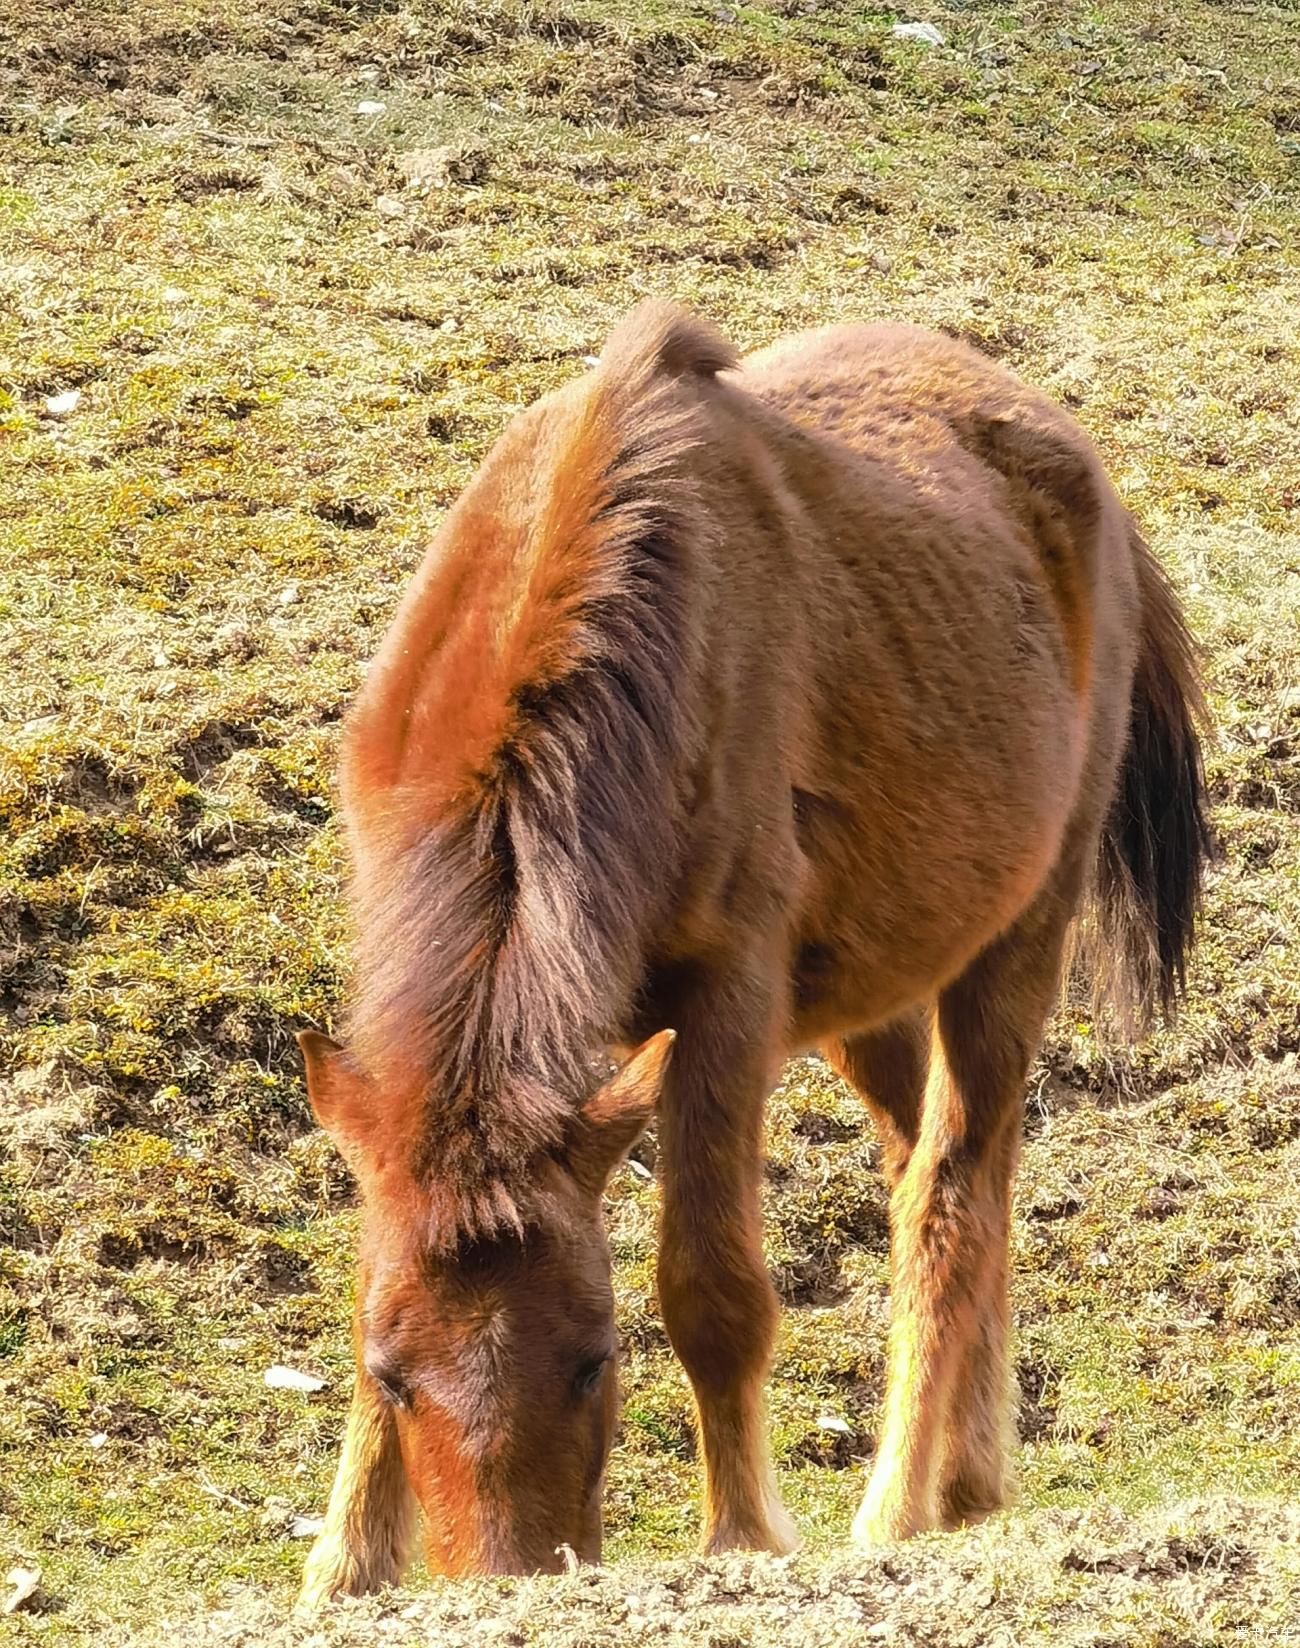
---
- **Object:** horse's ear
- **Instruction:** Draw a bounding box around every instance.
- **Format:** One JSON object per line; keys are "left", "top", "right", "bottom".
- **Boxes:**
{"left": 297, "top": 1030, "right": 373, "bottom": 1167}
{"left": 570, "top": 1031, "right": 676, "bottom": 1195}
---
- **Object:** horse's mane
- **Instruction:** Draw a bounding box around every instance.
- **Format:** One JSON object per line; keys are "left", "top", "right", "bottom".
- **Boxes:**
{"left": 338, "top": 302, "right": 735, "bottom": 1240}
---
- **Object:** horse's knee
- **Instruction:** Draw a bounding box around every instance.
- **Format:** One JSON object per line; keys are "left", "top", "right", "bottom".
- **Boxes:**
{"left": 658, "top": 1236, "right": 778, "bottom": 1395}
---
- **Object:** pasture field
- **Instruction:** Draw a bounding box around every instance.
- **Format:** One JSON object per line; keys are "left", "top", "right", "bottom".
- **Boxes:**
{"left": 2, "top": 0, "right": 1299, "bottom": 1641}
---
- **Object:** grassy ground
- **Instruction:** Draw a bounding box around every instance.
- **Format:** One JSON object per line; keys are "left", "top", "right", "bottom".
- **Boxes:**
{"left": 1, "top": 0, "right": 1299, "bottom": 1641}
{"left": 121, "top": 1501, "right": 1300, "bottom": 1647}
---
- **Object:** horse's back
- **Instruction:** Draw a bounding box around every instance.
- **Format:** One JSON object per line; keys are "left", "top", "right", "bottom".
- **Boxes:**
{"left": 740, "top": 322, "right": 1123, "bottom": 588}
{"left": 714, "top": 322, "right": 1142, "bottom": 1031}
{"left": 735, "top": 317, "right": 1140, "bottom": 770}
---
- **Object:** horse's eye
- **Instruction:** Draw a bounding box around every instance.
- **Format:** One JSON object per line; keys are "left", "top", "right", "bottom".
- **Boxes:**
{"left": 573, "top": 1352, "right": 612, "bottom": 1398}
{"left": 376, "top": 1373, "right": 410, "bottom": 1409}
{"left": 365, "top": 1356, "right": 411, "bottom": 1410}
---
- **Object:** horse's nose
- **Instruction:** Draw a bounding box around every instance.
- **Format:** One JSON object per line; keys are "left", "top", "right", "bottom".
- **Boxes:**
{"left": 482, "top": 1543, "right": 566, "bottom": 1577}
{"left": 482, "top": 1523, "right": 599, "bottom": 1576}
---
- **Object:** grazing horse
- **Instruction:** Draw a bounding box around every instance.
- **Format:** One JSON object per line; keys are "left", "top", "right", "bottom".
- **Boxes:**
{"left": 296, "top": 300, "right": 1211, "bottom": 1602}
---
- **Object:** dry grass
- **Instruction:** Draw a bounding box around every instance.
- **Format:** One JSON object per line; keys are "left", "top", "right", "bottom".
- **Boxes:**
{"left": 2, "top": 0, "right": 1299, "bottom": 1641}
{"left": 125, "top": 1500, "right": 1300, "bottom": 1647}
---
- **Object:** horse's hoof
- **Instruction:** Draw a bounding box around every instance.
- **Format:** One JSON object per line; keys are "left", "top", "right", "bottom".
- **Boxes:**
{"left": 766, "top": 1501, "right": 801, "bottom": 1557}
{"left": 295, "top": 1572, "right": 339, "bottom": 1615}
{"left": 940, "top": 1466, "right": 1014, "bottom": 1531}
{"left": 939, "top": 1484, "right": 1007, "bottom": 1532}
{"left": 704, "top": 1509, "right": 800, "bottom": 1558}
{"left": 296, "top": 1535, "right": 377, "bottom": 1612}
{"left": 850, "top": 1486, "right": 938, "bottom": 1547}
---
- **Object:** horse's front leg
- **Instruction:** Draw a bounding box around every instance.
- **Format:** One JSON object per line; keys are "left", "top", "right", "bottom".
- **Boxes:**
{"left": 297, "top": 1361, "right": 416, "bottom": 1609}
{"left": 854, "top": 885, "right": 1073, "bottom": 1544}
{"left": 655, "top": 963, "right": 797, "bottom": 1556}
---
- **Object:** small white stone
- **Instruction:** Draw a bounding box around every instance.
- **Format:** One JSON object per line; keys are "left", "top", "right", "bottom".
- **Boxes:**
{"left": 817, "top": 1414, "right": 852, "bottom": 1434}
{"left": 290, "top": 1515, "right": 326, "bottom": 1539}
{"left": 892, "top": 21, "right": 945, "bottom": 46}
{"left": 278, "top": 582, "right": 301, "bottom": 606}
{"left": 89, "top": 1432, "right": 109, "bottom": 1449}
{"left": 355, "top": 99, "right": 387, "bottom": 116}
{"left": 2, "top": 1568, "right": 41, "bottom": 1617}
{"left": 263, "top": 1364, "right": 327, "bottom": 1394}
{"left": 44, "top": 389, "right": 81, "bottom": 417}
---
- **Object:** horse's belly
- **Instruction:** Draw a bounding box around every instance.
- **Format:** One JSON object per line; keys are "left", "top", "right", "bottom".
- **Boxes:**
{"left": 786, "top": 710, "right": 1083, "bottom": 1048}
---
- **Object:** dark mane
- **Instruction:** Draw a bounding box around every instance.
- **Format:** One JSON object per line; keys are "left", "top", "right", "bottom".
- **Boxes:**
{"left": 339, "top": 303, "right": 735, "bottom": 1238}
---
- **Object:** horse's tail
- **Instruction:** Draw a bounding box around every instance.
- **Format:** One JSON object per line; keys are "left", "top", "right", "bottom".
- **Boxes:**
{"left": 1088, "top": 528, "right": 1214, "bottom": 1029}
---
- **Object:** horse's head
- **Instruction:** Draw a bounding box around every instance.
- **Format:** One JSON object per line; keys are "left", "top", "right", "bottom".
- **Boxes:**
{"left": 298, "top": 1029, "right": 674, "bottom": 1576}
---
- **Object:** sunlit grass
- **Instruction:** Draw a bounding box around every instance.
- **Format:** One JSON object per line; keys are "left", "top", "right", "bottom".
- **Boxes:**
{"left": 1, "top": 0, "right": 1298, "bottom": 1639}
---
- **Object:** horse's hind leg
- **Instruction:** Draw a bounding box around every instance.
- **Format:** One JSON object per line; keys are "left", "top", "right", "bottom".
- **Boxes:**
{"left": 298, "top": 1365, "right": 416, "bottom": 1608}
{"left": 824, "top": 1014, "right": 1016, "bottom": 1529}
{"left": 853, "top": 882, "right": 1076, "bottom": 1545}
{"left": 823, "top": 1013, "right": 929, "bottom": 1191}
{"left": 656, "top": 962, "right": 797, "bottom": 1556}
{"left": 937, "top": 1113, "right": 1020, "bottom": 1530}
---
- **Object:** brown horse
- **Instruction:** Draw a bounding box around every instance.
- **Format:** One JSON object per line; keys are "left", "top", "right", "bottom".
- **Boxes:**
{"left": 296, "top": 301, "right": 1211, "bottom": 1602}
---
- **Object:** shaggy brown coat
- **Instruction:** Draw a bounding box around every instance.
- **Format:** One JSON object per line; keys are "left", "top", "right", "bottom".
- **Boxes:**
{"left": 297, "top": 301, "right": 1210, "bottom": 1599}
